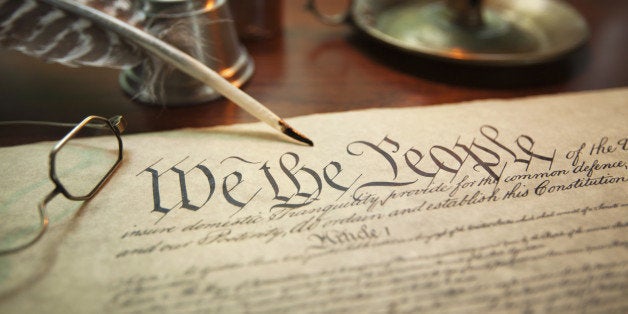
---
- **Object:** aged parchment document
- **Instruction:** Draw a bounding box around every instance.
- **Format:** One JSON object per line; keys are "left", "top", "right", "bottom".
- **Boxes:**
{"left": 0, "top": 88, "right": 626, "bottom": 313}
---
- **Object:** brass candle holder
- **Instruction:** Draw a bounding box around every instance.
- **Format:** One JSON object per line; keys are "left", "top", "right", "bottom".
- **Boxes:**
{"left": 308, "top": 0, "right": 589, "bottom": 65}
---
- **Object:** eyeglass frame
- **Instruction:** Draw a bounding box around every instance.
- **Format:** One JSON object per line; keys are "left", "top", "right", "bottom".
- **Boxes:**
{"left": 1, "top": 115, "right": 125, "bottom": 255}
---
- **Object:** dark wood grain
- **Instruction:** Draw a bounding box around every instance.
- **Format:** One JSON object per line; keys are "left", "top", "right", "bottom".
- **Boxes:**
{"left": 1, "top": 0, "right": 627, "bottom": 146}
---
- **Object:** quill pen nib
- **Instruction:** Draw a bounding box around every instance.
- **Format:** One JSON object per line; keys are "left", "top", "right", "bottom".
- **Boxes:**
{"left": 279, "top": 120, "right": 314, "bottom": 146}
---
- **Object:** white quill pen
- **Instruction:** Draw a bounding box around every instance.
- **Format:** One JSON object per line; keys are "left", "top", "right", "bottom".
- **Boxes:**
{"left": 0, "top": 0, "right": 313, "bottom": 145}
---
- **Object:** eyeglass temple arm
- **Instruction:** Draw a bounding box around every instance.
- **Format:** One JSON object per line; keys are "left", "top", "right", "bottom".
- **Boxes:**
{"left": 0, "top": 189, "right": 58, "bottom": 255}
{"left": 0, "top": 116, "right": 126, "bottom": 133}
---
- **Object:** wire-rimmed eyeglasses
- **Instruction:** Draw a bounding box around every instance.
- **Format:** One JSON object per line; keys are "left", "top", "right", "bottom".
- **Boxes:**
{"left": 0, "top": 115, "right": 125, "bottom": 255}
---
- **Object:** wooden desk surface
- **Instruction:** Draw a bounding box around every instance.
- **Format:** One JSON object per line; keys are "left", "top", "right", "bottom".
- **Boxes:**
{"left": 1, "top": 0, "right": 627, "bottom": 146}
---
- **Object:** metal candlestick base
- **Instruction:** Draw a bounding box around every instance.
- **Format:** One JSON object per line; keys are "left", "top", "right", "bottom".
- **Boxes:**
{"left": 308, "top": 0, "right": 589, "bottom": 65}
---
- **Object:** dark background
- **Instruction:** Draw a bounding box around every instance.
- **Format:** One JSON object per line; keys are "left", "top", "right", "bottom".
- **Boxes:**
{"left": 0, "top": 0, "right": 626, "bottom": 146}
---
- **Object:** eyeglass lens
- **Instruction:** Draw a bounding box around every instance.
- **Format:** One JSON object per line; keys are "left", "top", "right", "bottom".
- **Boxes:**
{"left": 53, "top": 118, "right": 121, "bottom": 199}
